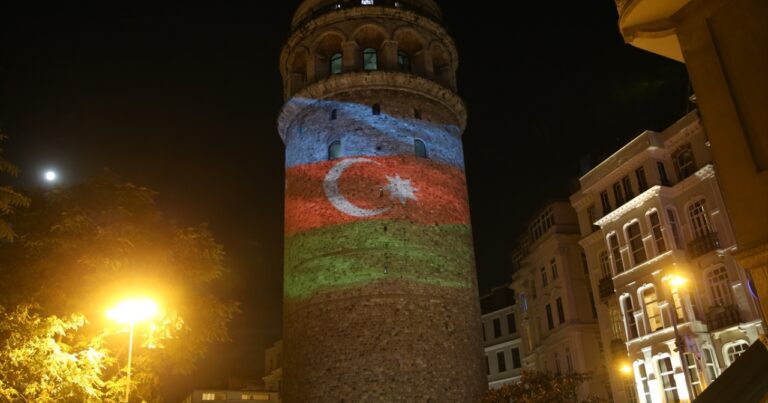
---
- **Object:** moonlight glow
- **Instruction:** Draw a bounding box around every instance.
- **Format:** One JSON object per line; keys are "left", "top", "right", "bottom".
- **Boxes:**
{"left": 44, "top": 170, "right": 57, "bottom": 182}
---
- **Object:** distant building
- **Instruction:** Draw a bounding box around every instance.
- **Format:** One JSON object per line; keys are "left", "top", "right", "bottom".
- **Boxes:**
{"left": 262, "top": 339, "right": 282, "bottom": 399}
{"left": 480, "top": 285, "right": 523, "bottom": 389}
{"left": 182, "top": 379, "right": 279, "bottom": 403}
{"left": 570, "top": 110, "right": 766, "bottom": 403}
{"left": 511, "top": 202, "right": 609, "bottom": 401}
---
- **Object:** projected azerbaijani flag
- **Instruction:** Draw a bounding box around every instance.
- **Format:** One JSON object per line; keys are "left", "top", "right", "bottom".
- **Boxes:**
{"left": 284, "top": 153, "right": 475, "bottom": 301}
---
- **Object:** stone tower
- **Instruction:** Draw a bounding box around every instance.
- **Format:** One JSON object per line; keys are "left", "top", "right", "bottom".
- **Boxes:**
{"left": 277, "top": 1, "right": 485, "bottom": 401}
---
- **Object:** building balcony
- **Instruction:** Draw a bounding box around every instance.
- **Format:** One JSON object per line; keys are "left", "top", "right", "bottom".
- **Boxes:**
{"left": 614, "top": 0, "right": 690, "bottom": 61}
{"left": 598, "top": 276, "right": 615, "bottom": 300}
{"left": 610, "top": 338, "right": 628, "bottom": 358}
{"left": 706, "top": 304, "right": 741, "bottom": 331}
{"left": 687, "top": 232, "right": 720, "bottom": 258}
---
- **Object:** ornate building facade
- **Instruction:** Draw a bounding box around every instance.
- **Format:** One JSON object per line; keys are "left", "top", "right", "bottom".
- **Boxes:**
{"left": 277, "top": 0, "right": 485, "bottom": 400}
{"left": 571, "top": 110, "right": 766, "bottom": 403}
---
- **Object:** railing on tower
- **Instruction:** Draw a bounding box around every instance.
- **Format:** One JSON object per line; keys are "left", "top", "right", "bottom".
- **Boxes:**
{"left": 294, "top": 0, "right": 441, "bottom": 31}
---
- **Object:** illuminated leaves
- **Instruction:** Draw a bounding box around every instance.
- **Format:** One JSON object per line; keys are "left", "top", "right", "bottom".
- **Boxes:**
{"left": 481, "top": 371, "right": 606, "bottom": 403}
{"left": 0, "top": 133, "right": 29, "bottom": 241}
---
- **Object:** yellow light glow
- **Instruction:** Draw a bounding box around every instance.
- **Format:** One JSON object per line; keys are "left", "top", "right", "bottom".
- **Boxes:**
{"left": 665, "top": 274, "right": 689, "bottom": 290}
{"left": 107, "top": 298, "right": 159, "bottom": 324}
{"left": 620, "top": 364, "right": 632, "bottom": 375}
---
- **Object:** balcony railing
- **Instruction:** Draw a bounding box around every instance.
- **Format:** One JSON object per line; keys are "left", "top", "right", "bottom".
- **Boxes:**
{"left": 598, "top": 276, "right": 615, "bottom": 300}
{"left": 706, "top": 304, "right": 741, "bottom": 331}
{"left": 611, "top": 338, "right": 627, "bottom": 357}
{"left": 687, "top": 232, "right": 720, "bottom": 258}
{"left": 294, "top": 0, "right": 441, "bottom": 30}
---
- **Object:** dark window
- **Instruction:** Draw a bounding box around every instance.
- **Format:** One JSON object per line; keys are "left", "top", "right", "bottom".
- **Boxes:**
{"left": 589, "top": 291, "right": 597, "bottom": 318}
{"left": 556, "top": 297, "right": 565, "bottom": 324}
{"left": 551, "top": 258, "right": 558, "bottom": 280}
{"left": 414, "top": 139, "right": 428, "bottom": 158}
{"left": 330, "top": 109, "right": 337, "bottom": 120}
{"left": 609, "top": 234, "right": 624, "bottom": 273}
{"left": 623, "top": 296, "right": 639, "bottom": 339}
{"left": 627, "top": 222, "right": 647, "bottom": 265}
{"left": 485, "top": 355, "right": 490, "bottom": 375}
{"left": 414, "top": 108, "right": 421, "bottom": 119}
{"left": 492, "top": 318, "right": 501, "bottom": 338}
{"left": 362, "top": 48, "right": 378, "bottom": 71}
{"left": 481, "top": 324, "right": 486, "bottom": 341}
{"left": 613, "top": 182, "right": 625, "bottom": 207}
{"left": 649, "top": 211, "right": 667, "bottom": 254}
{"left": 546, "top": 304, "right": 554, "bottom": 330}
{"left": 372, "top": 103, "right": 381, "bottom": 115}
{"left": 330, "top": 53, "right": 343, "bottom": 74}
{"left": 636, "top": 167, "right": 648, "bottom": 191}
{"left": 397, "top": 50, "right": 411, "bottom": 72}
{"left": 507, "top": 313, "right": 516, "bottom": 334}
{"left": 541, "top": 267, "right": 548, "bottom": 288}
{"left": 328, "top": 140, "right": 341, "bottom": 160}
{"left": 622, "top": 176, "right": 634, "bottom": 200}
{"left": 600, "top": 191, "right": 612, "bottom": 215}
{"left": 580, "top": 252, "right": 589, "bottom": 275}
{"left": 497, "top": 351, "right": 506, "bottom": 372}
{"left": 587, "top": 205, "right": 599, "bottom": 231}
{"left": 674, "top": 143, "right": 697, "bottom": 181}
{"left": 511, "top": 348, "right": 521, "bottom": 369}
{"left": 657, "top": 161, "right": 670, "bottom": 186}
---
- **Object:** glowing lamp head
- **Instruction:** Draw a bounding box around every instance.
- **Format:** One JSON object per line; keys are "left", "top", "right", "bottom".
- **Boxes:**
{"left": 107, "top": 298, "right": 159, "bottom": 324}
{"left": 666, "top": 274, "right": 689, "bottom": 290}
{"left": 619, "top": 364, "right": 632, "bottom": 375}
{"left": 44, "top": 170, "right": 57, "bottom": 182}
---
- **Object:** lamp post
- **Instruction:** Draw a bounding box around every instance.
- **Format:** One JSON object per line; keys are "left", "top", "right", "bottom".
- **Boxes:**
{"left": 663, "top": 274, "right": 695, "bottom": 401}
{"left": 107, "top": 298, "right": 159, "bottom": 402}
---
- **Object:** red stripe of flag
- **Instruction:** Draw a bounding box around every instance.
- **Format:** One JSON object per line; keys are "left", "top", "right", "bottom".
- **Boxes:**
{"left": 285, "top": 155, "right": 470, "bottom": 236}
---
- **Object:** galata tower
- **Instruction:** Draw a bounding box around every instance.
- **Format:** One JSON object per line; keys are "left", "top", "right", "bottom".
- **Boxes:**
{"left": 278, "top": 1, "right": 485, "bottom": 401}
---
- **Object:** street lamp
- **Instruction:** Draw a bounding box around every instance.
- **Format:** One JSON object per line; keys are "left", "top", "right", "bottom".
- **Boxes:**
{"left": 107, "top": 298, "right": 159, "bottom": 402}
{"left": 662, "top": 274, "right": 695, "bottom": 400}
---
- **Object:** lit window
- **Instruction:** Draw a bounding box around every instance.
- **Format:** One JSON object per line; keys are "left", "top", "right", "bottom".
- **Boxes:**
{"left": 414, "top": 139, "right": 427, "bottom": 158}
{"left": 725, "top": 340, "right": 750, "bottom": 366}
{"left": 626, "top": 222, "right": 646, "bottom": 265}
{"left": 634, "top": 362, "right": 651, "bottom": 403}
{"left": 674, "top": 143, "right": 697, "bottom": 180}
{"left": 330, "top": 53, "right": 343, "bottom": 74}
{"left": 689, "top": 199, "right": 713, "bottom": 238}
{"left": 648, "top": 211, "right": 667, "bottom": 255}
{"left": 397, "top": 50, "right": 411, "bottom": 72}
{"left": 609, "top": 305, "right": 625, "bottom": 341}
{"left": 706, "top": 266, "right": 732, "bottom": 307}
{"left": 363, "top": 48, "right": 378, "bottom": 70}
{"left": 361, "top": 0, "right": 374, "bottom": 5}
{"left": 642, "top": 286, "right": 663, "bottom": 333}
{"left": 328, "top": 140, "right": 341, "bottom": 160}
{"left": 202, "top": 392, "right": 216, "bottom": 401}
{"left": 657, "top": 356, "right": 680, "bottom": 403}
{"left": 685, "top": 352, "right": 703, "bottom": 398}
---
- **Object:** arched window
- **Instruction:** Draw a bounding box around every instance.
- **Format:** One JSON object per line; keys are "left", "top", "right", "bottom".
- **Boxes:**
{"left": 621, "top": 295, "right": 639, "bottom": 339}
{"left": 706, "top": 266, "right": 732, "bottom": 307}
{"left": 634, "top": 361, "right": 652, "bottom": 403}
{"left": 363, "top": 48, "right": 378, "bottom": 71}
{"left": 330, "top": 52, "right": 343, "bottom": 75}
{"left": 330, "top": 109, "right": 338, "bottom": 121}
{"left": 724, "top": 340, "right": 750, "bottom": 366}
{"left": 414, "top": 139, "right": 428, "bottom": 158}
{"left": 647, "top": 211, "right": 667, "bottom": 255}
{"left": 667, "top": 209, "right": 683, "bottom": 249}
{"left": 372, "top": 103, "right": 381, "bottom": 115}
{"left": 626, "top": 221, "right": 647, "bottom": 265}
{"left": 599, "top": 251, "right": 612, "bottom": 278}
{"left": 398, "top": 50, "right": 411, "bottom": 72}
{"left": 328, "top": 140, "right": 341, "bottom": 160}
{"left": 656, "top": 356, "right": 680, "bottom": 403}
{"left": 689, "top": 199, "right": 713, "bottom": 238}
{"left": 702, "top": 346, "right": 720, "bottom": 381}
{"left": 608, "top": 234, "right": 624, "bottom": 274}
{"left": 641, "top": 285, "right": 662, "bottom": 333}
{"left": 673, "top": 143, "right": 697, "bottom": 180}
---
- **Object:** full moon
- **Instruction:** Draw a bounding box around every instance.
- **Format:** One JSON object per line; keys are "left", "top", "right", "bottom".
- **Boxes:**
{"left": 44, "top": 170, "right": 57, "bottom": 182}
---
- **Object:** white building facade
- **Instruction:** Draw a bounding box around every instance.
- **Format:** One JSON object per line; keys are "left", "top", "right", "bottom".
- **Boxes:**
{"left": 512, "top": 202, "right": 610, "bottom": 401}
{"left": 571, "top": 110, "right": 766, "bottom": 403}
{"left": 480, "top": 286, "right": 523, "bottom": 389}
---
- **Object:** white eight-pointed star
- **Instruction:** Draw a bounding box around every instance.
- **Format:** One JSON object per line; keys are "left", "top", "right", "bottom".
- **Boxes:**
{"left": 383, "top": 174, "right": 418, "bottom": 205}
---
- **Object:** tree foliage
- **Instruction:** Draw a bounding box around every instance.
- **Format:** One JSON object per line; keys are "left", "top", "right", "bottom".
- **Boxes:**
{"left": 0, "top": 305, "right": 115, "bottom": 402}
{"left": 0, "top": 132, "right": 30, "bottom": 240}
{"left": 0, "top": 172, "right": 239, "bottom": 401}
{"left": 482, "top": 371, "right": 606, "bottom": 403}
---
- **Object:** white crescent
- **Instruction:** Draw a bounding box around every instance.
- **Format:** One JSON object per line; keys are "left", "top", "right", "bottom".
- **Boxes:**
{"left": 323, "top": 158, "right": 390, "bottom": 217}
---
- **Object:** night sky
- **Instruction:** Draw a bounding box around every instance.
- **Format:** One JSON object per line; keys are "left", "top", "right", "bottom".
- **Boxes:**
{"left": 0, "top": 1, "right": 689, "bottom": 398}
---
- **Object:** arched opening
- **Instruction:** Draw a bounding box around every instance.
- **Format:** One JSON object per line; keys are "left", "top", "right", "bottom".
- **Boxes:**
{"left": 431, "top": 43, "right": 453, "bottom": 88}
{"left": 330, "top": 53, "right": 343, "bottom": 75}
{"left": 414, "top": 139, "right": 427, "bottom": 158}
{"left": 314, "top": 32, "right": 344, "bottom": 79}
{"left": 363, "top": 48, "right": 378, "bottom": 70}
{"left": 372, "top": 103, "right": 381, "bottom": 115}
{"left": 288, "top": 49, "right": 309, "bottom": 94}
{"left": 395, "top": 29, "right": 426, "bottom": 75}
{"left": 328, "top": 140, "right": 341, "bottom": 160}
{"left": 352, "top": 25, "right": 386, "bottom": 71}
{"left": 330, "top": 109, "right": 338, "bottom": 121}
{"left": 397, "top": 50, "right": 411, "bottom": 72}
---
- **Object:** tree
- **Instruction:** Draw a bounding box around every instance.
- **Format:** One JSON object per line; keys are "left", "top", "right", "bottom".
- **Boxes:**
{"left": 482, "top": 371, "right": 606, "bottom": 403}
{"left": 0, "top": 171, "right": 238, "bottom": 401}
{"left": 0, "top": 305, "right": 116, "bottom": 402}
{"left": 0, "top": 132, "right": 30, "bottom": 240}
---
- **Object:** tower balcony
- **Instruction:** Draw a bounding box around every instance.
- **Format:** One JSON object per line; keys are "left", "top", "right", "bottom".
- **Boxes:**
{"left": 292, "top": 0, "right": 442, "bottom": 31}
{"left": 614, "top": 0, "right": 691, "bottom": 61}
{"left": 687, "top": 232, "right": 720, "bottom": 258}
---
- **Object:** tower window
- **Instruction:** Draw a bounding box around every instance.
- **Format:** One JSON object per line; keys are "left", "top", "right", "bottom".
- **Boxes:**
{"left": 363, "top": 48, "right": 378, "bottom": 71}
{"left": 328, "top": 140, "right": 341, "bottom": 160}
{"left": 330, "top": 53, "right": 343, "bottom": 75}
{"left": 330, "top": 109, "right": 337, "bottom": 120}
{"left": 414, "top": 139, "right": 428, "bottom": 158}
{"left": 398, "top": 50, "right": 411, "bottom": 72}
{"left": 361, "top": 0, "right": 374, "bottom": 5}
{"left": 414, "top": 108, "right": 421, "bottom": 119}
{"left": 372, "top": 103, "right": 381, "bottom": 115}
